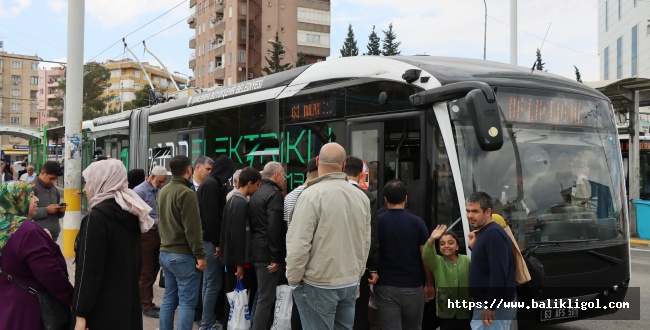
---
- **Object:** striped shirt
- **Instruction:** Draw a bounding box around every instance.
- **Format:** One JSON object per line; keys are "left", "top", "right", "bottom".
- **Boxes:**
{"left": 284, "top": 185, "right": 306, "bottom": 224}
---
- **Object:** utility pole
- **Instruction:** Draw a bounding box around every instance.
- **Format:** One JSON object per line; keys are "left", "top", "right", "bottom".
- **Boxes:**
{"left": 510, "top": 0, "right": 517, "bottom": 65}
{"left": 630, "top": 91, "right": 640, "bottom": 235}
{"left": 62, "top": 0, "right": 84, "bottom": 257}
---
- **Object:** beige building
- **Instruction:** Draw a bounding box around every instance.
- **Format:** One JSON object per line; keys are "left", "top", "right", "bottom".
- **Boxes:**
{"left": 0, "top": 51, "right": 39, "bottom": 147}
{"left": 189, "top": 0, "right": 331, "bottom": 88}
{"left": 102, "top": 59, "right": 187, "bottom": 111}
{"left": 37, "top": 66, "right": 65, "bottom": 128}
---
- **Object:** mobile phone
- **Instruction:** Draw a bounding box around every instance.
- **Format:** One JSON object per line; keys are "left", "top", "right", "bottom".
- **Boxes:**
{"left": 59, "top": 203, "right": 67, "bottom": 207}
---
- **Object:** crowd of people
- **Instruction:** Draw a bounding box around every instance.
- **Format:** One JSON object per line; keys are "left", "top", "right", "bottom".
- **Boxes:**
{"left": 0, "top": 144, "right": 520, "bottom": 330}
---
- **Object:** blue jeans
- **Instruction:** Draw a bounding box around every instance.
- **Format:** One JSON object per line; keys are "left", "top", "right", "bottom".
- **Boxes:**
{"left": 159, "top": 251, "right": 201, "bottom": 330}
{"left": 374, "top": 285, "right": 424, "bottom": 330}
{"left": 200, "top": 241, "right": 223, "bottom": 329}
{"left": 292, "top": 281, "right": 357, "bottom": 330}
{"left": 470, "top": 298, "right": 517, "bottom": 330}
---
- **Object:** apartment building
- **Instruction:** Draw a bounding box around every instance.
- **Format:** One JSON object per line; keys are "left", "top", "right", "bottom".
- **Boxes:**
{"left": 0, "top": 51, "right": 39, "bottom": 146}
{"left": 189, "top": 0, "right": 331, "bottom": 88}
{"left": 36, "top": 66, "right": 65, "bottom": 127}
{"left": 598, "top": 0, "right": 646, "bottom": 80}
{"left": 102, "top": 59, "right": 187, "bottom": 111}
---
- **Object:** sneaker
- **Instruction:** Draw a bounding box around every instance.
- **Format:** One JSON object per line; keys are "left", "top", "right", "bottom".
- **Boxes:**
{"left": 143, "top": 307, "right": 160, "bottom": 318}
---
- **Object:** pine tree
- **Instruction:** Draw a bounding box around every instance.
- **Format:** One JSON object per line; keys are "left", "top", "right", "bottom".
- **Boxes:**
{"left": 340, "top": 24, "right": 359, "bottom": 57}
{"left": 535, "top": 49, "right": 545, "bottom": 71}
{"left": 262, "top": 31, "right": 293, "bottom": 75}
{"left": 574, "top": 65, "right": 583, "bottom": 83}
{"left": 295, "top": 51, "right": 308, "bottom": 67}
{"left": 381, "top": 23, "right": 401, "bottom": 56}
{"left": 365, "top": 25, "right": 381, "bottom": 55}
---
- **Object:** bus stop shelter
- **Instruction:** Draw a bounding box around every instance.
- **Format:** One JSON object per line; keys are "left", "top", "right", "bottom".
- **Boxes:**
{"left": 587, "top": 77, "right": 650, "bottom": 237}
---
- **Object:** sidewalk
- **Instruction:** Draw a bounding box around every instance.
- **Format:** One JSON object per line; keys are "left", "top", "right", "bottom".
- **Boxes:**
{"left": 630, "top": 237, "right": 650, "bottom": 247}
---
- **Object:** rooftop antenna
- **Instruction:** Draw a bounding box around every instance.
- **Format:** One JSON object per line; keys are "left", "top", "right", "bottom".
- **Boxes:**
{"left": 530, "top": 23, "right": 551, "bottom": 73}
{"left": 143, "top": 40, "right": 181, "bottom": 91}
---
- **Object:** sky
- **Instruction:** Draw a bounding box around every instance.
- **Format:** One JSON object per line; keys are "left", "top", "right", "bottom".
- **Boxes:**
{"left": 0, "top": 0, "right": 599, "bottom": 82}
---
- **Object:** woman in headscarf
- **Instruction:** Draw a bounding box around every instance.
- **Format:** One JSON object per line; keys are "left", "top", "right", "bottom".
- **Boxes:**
{"left": 72, "top": 159, "right": 154, "bottom": 330}
{"left": 127, "top": 168, "right": 146, "bottom": 189}
{"left": 0, "top": 181, "right": 74, "bottom": 330}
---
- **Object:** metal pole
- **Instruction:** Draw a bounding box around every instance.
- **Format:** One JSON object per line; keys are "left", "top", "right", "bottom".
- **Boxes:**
{"left": 123, "top": 39, "right": 156, "bottom": 91}
{"left": 510, "top": 0, "right": 517, "bottom": 65}
{"left": 42, "top": 124, "right": 47, "bottom": 165}
{"left": 483, "top": 0, "right": 487, "bottom": 60}
{"left": 62, "top": 0, "right": 84, "bottom": 257}
{"left": 630, "top": 90, "right": 641, "bottom": 236}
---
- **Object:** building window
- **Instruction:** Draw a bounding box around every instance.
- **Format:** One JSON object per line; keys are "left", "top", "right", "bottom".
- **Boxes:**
{"left": 135, "top": 70, "right": 140, "bottom": 78}
{"left": 604, "top": 47, "right": 609, "bottom": 80}
{"left": 238, "top": 50, "right": 246, "bottom": 62}
{"left": 239, "top": 26, "right": 246, "bottom": 39}
{"left": 228, "top": 28, "right": 232, "bottom": 41}
{"left": 209, "top": 61, "right": 214, "bottom": 72}
{"left": 229, "top": 6, "right": 233, "bottom": 18}
{"left": 11, "top": 75, "right": 21, "bottom": 84}
{"left": 11, "top": 89, "right": 21, "bottom": 97}
{"left": 153, "top": 77, "right": 159, "bottom": 83}
{"left": 239, "top": 74, "right": 245, "bottom": 82}
{"left": 618, "top": 0, "right": 621, "bottom": 19}
{"left": 11, "top": 103, "right": 21, "bottom": 111}
{"left": 228, "top": 52, "right": 232, "bottom": 65}
{"left": 616, "top": 37, "right": 622, "bottom": 79}
{"left": 605, "top": 1, "right": 609, "bottom": 31}
{"left": 161, "top": 78, "right": 168, "bottom": 86}
{"left": 134, "top": 84, "right": 140, "bottom": 90}
{"left": 239, "top": 2, "right": 247, "bottom": 14}
{"left": 31, "top": 63, "right": 39, "bottom": 71}
{"left": 227, "top": 76, "right": 232, "bottom": 85}
{"left": 11, "top": 61, "right": 21, "bottom": 68}
{"left": 42, "top": 112, "right": 46, "bottom": 118}
{"left": 10, "top": 117, "right": 20, "bottom": 124}
{"left": 39, "top": 88, "right": 44, "bottom": 95}
{"left": 111, "top": 70, "right": 120, "bottom": 77}
{"left": 632, "top": 25, "right": 638, "bottom": 76}
{"left": 31, "top": 76, "right": 38, "bottom": 85}
{"left": 0, "top": 59, "right": 2, "bottom": 67}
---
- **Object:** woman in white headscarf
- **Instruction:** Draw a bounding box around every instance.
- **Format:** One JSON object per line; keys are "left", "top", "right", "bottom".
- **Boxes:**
{"left": 71, "top": 159, "right": 154, "bottom": 330}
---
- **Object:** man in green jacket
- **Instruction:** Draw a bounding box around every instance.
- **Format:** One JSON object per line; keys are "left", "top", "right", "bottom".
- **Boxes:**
{"left": 158, "top": 155, "right": 207, "bottom": 330}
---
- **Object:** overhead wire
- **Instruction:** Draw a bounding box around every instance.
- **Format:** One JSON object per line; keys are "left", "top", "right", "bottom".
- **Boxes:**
{"left": 88, "top": 0, "right": 189, "bottom": 62}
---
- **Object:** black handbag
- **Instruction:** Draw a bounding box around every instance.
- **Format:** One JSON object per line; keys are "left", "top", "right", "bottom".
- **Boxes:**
{"left": 0, "top": 267, "right": 71, "bottom": 330}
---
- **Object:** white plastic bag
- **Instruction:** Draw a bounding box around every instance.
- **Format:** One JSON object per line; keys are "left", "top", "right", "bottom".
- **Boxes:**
{"left": 227, "top": 279, "right": 251, "bottom": 330}
{"left": 271, "top": 284, "right": 293, "bottom": 330}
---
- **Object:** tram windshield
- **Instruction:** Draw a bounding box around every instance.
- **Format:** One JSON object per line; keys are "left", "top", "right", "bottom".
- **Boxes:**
{"left": 450, "top": 87, "right": 627, "bottom": 252}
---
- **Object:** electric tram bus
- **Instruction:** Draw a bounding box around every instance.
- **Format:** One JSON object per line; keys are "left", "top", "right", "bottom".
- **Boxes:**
{"left": 76, "top": 56, "right": 629, "bottom": 323}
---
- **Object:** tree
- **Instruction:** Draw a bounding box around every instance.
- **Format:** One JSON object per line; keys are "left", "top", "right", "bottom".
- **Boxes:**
{"left": 262, "top": 31, "right": 293, "bottom": 75}
{"left": 340, "top": 24, "right": 359, "bottom": 57}
{"left": 295, "top": 51, "right": 308, "bottom": 67}
{"left": 574, "top": 65, "right": 583, "bottom": 83}
{"left": 381, "top": 23, "right": 401, "bottom": 56}
{"left": 535, "top": 48, "right": 546, "bottom": 71}
{"left": 51, "top": 62, "right": 113, "bottom": 121}
{"left": 365, "top": 25, "right": 381, "bottom": 55}
{"left": 123, "top": 84, "right": 155, "bottom": 110}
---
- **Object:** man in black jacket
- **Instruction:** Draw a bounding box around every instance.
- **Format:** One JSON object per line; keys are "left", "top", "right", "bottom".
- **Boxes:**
{"left": 220, "top": 167, "right": 261, "bottom": 293}
{"left": 344, "top": 156, "right": 379, "bottom": 330}
{"left": 196, "top": 155, "right": 236, "bottom": 330}
{"left": 249, "top": 161, "right": 285, "bottom": 330}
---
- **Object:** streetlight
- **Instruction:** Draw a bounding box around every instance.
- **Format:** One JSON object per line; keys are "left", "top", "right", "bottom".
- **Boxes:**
{"left": 267, "top": 39, "right": 295, "bottom": 64}
{"left": 483, "top": 0, "right": 487, "bottom": 60}
{"left": 173, "top": 71, "right": 193, "bottom": 88}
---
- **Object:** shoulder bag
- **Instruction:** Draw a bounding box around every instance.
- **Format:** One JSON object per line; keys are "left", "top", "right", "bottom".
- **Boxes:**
{"left": 0, "top": 266, "right": 71, "bottom": 330}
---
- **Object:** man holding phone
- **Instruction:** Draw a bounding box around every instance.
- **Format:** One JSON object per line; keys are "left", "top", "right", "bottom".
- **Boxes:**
{"left": 32, "top": 161, "right": 65, "bottom": 241}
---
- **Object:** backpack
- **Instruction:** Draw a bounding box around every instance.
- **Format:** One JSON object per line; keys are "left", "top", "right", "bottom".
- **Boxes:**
{"left": 517, "top": 254, "right": 545, "bottom": 302}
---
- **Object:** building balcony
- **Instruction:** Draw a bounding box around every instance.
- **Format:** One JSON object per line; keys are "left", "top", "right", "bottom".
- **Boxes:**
{"left": 47, "top": 81, "right": 61, "bottom": 87}
{"left": 214, "top": 19, "right": 225, "bottom": 34}
{"left": 189, "top": 58, "right": 196, "bottom": 70}
{"left": 190, "top": 0, "right": 196, "bottom": 6}
{"left": 214, "top": 67, "right": 225, "bottom": 80}
{"left": 215, "top": 0, "right": 225, "bottom": 13}
{"left": 215, "top": 44, "right": 225, "bottom": 55}
{"left": 187, "top": 14, "right": 196, "bottom": 29}
{"left": 47, "top": 93, "right": 59, "bottom": 99}
{"left": 189, "top": 36, "right": 196, "bottom": 49}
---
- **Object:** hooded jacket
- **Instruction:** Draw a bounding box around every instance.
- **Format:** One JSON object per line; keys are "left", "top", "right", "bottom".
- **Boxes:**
{"left": 197, "top": 155, "right": 236, "bottom": 245}
{"left": 72, "top": 198, "right": 143, "bottom": 329}
{"left": 248, "top": 178, "right": 285, "bottom": 263}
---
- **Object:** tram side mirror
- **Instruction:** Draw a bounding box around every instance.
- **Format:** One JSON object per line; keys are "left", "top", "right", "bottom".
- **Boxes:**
{"left": 465, "top": 89, "right": 503, "bottom": 151}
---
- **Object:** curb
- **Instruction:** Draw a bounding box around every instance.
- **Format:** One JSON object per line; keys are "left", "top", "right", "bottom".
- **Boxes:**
{"left": 630, "top": 238, "right": 650, "bottom": 247}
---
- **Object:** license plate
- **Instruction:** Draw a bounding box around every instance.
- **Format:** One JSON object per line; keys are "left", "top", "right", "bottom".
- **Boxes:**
{"left": 540, "top": 308, "right": 579, "bottom": 321}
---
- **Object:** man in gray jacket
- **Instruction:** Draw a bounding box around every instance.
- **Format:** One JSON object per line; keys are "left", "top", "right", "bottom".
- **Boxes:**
{"left": 286, "top": 142, "right": 371, "bottom": 329}
{"left": 32, "top": 161, "right": 65, "bottom": 241}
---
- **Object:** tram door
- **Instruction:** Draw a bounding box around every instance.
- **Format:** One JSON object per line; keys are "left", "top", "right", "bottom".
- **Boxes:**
{"left": 347, "top": 114, "right": 424, "bottom": 217}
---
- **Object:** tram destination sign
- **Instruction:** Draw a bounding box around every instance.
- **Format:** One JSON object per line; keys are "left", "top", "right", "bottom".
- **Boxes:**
{"left": 288, "top": 96, "right": 336, "bottom": 121}
{"left": 498, "top": 90, "right": 605, "bottom": 127}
